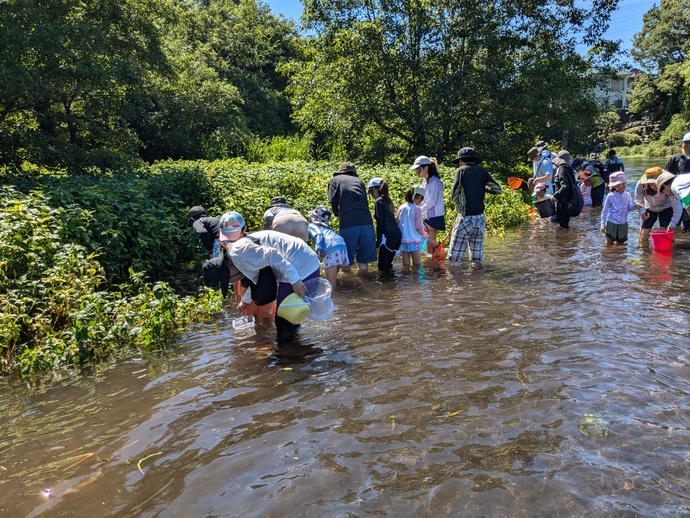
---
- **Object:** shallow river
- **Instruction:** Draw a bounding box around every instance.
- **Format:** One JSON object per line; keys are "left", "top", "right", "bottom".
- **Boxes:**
{"left": 1, "top": 159, "right": 689, "bottom": 517}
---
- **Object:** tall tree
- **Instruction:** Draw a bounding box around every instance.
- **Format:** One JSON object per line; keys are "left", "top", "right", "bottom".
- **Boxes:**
{"left": 285, "top": 0, "right": 619, "bottom": 162}
{"left": 0, "top": 0, "right": 170, "bottom": 171}
{"left": 628, "top": 0, "right": 690, "bottom": 125}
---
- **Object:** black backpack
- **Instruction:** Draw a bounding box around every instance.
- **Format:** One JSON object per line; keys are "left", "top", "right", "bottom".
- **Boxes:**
{"left": 555, "top": 165, "right": 583, "bottom": 217}
{"left": 565, "top": 167, "right": 584, "bottom": 217}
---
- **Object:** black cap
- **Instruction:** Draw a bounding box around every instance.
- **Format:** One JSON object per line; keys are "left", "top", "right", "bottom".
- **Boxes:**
{"left": 188, "top": 205, "right": 207, "bottom": 220}
{"left": 269, "top": 196, "right": 287, "bottom": 207}
{"left": 453, "top": 147, "right": 478, "bottom": 163}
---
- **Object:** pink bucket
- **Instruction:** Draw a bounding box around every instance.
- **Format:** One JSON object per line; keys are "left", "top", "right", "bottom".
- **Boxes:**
{"left": 650, "top": 229, "right": 674, "bottom": 252}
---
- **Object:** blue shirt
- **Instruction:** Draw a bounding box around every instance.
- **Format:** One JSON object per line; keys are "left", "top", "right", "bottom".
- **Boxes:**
{"left": 307, "top": 223, "right": 347, "bottom": 259}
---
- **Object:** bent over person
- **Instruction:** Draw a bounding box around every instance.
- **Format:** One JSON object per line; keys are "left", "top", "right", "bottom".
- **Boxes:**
{"left": 448, "top": 147, "right": 502, "bottom": 270}
{"left": 218, "top": 211, "right": 321, "bottom": 344}
{"left": 262, "top": 196, "right": 309, "bottom": 243}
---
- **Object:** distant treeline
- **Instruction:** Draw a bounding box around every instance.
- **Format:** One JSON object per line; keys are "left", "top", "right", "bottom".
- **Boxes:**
{"left": 0, "top": 0, "right": 626, "bottom": 172}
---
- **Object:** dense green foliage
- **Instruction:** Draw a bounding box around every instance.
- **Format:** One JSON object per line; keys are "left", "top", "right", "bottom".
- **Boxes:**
{"left": 627, "top": 0, "right": 690, "bottom": 138}
{"left": 151, "top": 158, "right": 531, "bottom": 238}
{"left": 0, "top": 184, "right": 225, "bottom": 376}
{"left": 1, "top": 0, "right": 621, "bottom": 172}
{"left": 1, "top": 158, "right": 529, "bottom": 375}
{"left": 0, "top": 0, "right": 297, "bottom": 170}
{"left": 285, "top": 0, "right": 619, "bottom": 163}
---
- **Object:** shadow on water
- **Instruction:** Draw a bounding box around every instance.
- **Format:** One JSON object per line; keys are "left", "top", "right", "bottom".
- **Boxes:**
{"left": 1, "top": 158, "right": 689, "bottom": 517}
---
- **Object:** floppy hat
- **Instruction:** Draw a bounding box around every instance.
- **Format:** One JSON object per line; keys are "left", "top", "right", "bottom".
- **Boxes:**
{"left": 277, "top": 293, "right": 310, "bottom": 325}
{"left": 608, "top": 171, "right": 628, "bottom": 187}
{"left": 413, "top": 186, "right": 426, "bottom": 198}
{"left": 219, "top": 211, "right": 245, "bottom": 242}
{"left": 641, "top": 166, "right": 662, "bottom": 184}
{"left": 269, "top": 196, "right": 287, "bottom": 207}
{"left": 367, "top": 177, "right": 384, "bottom": 190}
{"left": 532, "top": 182, "right": 547, "bottom": 195}
{"left": 308, "top": 205, "right": 332, "bottom": 225}
{"left": 552, "top": 150, "right": 571, "bottom": 167}
{"left": 536, "top": 140, "right": 548, "bottom": 151}
{"left": 410, "top": 156, "right": 431, "bottom": 170}
{"left": 338, "top": 162, "right": 357, "bottom": 174}
{"left": 527, "top": 147, "right": 539, "bottom": 161}
{"left": 452, "top": 147, "right": 478, "bottom": 163}
{"left": 655, "top": 170, "right": 676, "bottom": 190}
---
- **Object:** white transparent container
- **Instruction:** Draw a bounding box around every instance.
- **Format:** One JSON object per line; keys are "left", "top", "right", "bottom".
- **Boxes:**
{"left": 303, "top": 278, "right": 334, "bottom": 322}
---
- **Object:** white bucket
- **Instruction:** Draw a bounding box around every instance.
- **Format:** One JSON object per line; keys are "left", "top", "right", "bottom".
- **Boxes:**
{"left": 303, "top": 278, "right": 334, "bottom": 322}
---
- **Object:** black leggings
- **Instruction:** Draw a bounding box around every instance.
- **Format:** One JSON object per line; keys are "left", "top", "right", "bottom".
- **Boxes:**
{"left": 378, "top": 245, "right": 396, "bottom": 271}
{"left": 556, "top": 203, "right": 570, "bottom": 229}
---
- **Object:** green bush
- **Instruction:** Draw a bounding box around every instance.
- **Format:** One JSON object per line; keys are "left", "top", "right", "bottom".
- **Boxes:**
{"left": 0, "top": 185, "right": 224, "bottom": 376}
{"left": 155, "top": 158, "right": 531, "bottom": 239}
{"left": 608, "top": 130, "right": 643, "bottom": 147}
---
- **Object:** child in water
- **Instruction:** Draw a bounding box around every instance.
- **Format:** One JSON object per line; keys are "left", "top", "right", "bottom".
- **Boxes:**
{"left": 532, "top": 182, "right": 553, "bottom": 205}
{"left": 396, "top": 186, "right": 428, "bottom": 268}
{"left": 578, "top": 171, "right": 593, "bottom": 206}
{"left": 600, "top": 172, "right": 645, "bottom": 245}
{"left": 307, "top": 205, "right": 349, "bottom": 289}
{"left": 368, "top": 177, "right": 402, "bottom": 273}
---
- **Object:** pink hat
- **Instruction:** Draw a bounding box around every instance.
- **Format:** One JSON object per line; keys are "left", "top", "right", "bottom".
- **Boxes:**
{"left": 608, "top": 172, "right": 628, "bottom": 187}
{"left": 532, "top": 182, "right": 547, "bottom": 195}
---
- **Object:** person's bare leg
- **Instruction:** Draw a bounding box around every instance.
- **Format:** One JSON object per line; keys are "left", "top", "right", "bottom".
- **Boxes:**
{"left": 325, "top": 265, "right": 338, "bottom": 289}
{"left": 426, "top": 227, "right": 438, "bottom": 254}
{"left": 411, "top": 250, "right": 421, "bottom": 267}
{"left": 639, "top": 228, "right": 650, "bottom": 246}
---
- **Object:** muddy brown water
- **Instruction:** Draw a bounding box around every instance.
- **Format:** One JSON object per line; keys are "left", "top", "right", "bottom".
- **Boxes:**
{"left": 1, "top": 159, "right": 688, "bottom": 517}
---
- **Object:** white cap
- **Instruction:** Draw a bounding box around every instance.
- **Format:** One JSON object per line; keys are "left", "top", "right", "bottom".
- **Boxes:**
{"left": 410, "top": 156, "right": 431, "bottom": 170}
{"left": 682, "top": 131, "right": 690, "bottom": 142}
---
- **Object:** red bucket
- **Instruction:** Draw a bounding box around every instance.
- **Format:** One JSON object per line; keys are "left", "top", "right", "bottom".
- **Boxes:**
{"left": 650, "top": 229, "right": 674, "bottom": 252}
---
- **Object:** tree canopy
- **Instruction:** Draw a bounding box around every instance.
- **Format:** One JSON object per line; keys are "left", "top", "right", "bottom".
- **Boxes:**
{"left": 0, "top": 0, "right": 622, "bottom": 171}
{"left": 628, "top": 0, "right": 690, "bottom": 128}
{"left": 0, "top": 0, "right": 297, "bottom": 171}
{"left": 284, "top": 0, "right": 620, "bottom": 162}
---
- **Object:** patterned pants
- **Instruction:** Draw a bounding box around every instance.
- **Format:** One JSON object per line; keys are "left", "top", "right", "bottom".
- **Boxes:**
{"left": 448, "top": 214, "right": 486, "bottom": 262}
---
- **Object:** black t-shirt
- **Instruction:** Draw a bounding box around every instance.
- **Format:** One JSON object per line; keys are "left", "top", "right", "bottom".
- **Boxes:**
{"left": 373, "top": 197, "right": 401, "bottom": 249}
{"left": 327, "top": 173, "right": 373, "bottom": 229}
{"left": 459, "top": 164, "right": 499, "bottom": 216}
{"left": 192, "top": 216, "right": 220, "bottom": 253}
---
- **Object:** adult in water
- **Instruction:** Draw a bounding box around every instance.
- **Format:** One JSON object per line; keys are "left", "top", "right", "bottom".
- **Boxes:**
{"left": 219, "top": 211, "right": 321, "bottom": 344}
{"left": 410, "top": 155, "right": 446, "bottom": 254}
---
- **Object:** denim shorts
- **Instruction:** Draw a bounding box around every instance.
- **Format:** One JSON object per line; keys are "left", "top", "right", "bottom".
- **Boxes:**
{"left": 339, "top": 224, "right": 377, "bottom": 265}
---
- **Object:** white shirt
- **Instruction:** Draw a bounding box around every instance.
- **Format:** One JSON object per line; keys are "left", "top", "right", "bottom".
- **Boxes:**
{"left": 420, "top": 176, "right": 445, "bottom": 218}
{"left": 229, "top": 230, "right": 320, "bottom": 286}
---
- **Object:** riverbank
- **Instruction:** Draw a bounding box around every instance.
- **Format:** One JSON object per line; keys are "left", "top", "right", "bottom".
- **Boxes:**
{"left": 1, "top": 160, "right": 528, "bottom": 377}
